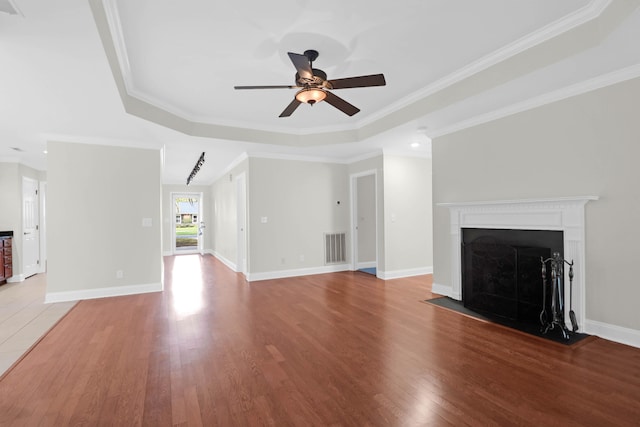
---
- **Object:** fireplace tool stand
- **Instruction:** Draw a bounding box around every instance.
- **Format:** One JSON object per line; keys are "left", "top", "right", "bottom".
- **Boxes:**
{"left": 540, "top": 252, "right": 575, "bottom": 340}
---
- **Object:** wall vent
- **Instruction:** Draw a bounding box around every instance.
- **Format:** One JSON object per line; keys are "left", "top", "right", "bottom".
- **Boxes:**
{"left": 324, "top": 232, "right": 346, "bottom": 264}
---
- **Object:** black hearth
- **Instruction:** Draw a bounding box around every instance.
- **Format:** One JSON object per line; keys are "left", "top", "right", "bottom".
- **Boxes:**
{"left": 462, "top": 228, "right": 563, "bottom": 325}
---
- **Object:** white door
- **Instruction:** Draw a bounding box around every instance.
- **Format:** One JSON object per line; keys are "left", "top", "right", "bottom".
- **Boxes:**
{"left": 173, "top": 193, "right": 203, "bottom": 254}
{"left": 22, "top": 177, "right": 40, "bottom": 278}
{"left": 236, "top": 174, "right": 247, "bottom": 274}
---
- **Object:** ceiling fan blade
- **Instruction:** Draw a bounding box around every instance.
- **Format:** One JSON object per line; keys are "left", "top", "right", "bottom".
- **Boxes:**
{"left": 234, "top": 85, "right": 298, "bottom": 90}
{"left": 279, "top": 98, "right": 302, "bottom": 117}
{"left": 328, "top": 74, "right": 386, "bottom": 89}
{"left": 287, "top": 52, "right": 313, "bottom": 80}
{"left": 324, "top": 91, "right": 360, "bottom": 116}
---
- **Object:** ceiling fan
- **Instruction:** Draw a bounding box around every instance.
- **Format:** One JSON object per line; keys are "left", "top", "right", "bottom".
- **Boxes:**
{"left": 234, "top": 49, "right": 386, "bottom": 117}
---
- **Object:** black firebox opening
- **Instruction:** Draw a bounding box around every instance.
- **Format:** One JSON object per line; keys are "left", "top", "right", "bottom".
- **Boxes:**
{"left": 462, "top": 228, "right": 563, "bottom": 325}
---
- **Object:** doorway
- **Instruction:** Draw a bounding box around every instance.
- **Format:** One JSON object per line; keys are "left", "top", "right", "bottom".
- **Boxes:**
{"left": 351, "top": 171, "right": 377, "bottom": 275}
{"left": 172, "top": 193, "right": 204, "bottom": 254}
{"left": 236, "top": 173, "right": 247, "bottom": 275}
{"left": 22, "top": 177, "right": 40, "bottom": 278}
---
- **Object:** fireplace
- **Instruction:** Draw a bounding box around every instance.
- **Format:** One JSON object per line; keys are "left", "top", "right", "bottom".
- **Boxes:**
{"left": 461, "top": 228, "right": 563, "bottom": 323}
{"left": 437, "top": 197, "right": 598, "bottom": 332}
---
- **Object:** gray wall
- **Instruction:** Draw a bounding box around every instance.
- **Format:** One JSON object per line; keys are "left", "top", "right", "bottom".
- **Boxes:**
{"left": 433, "top": 76, "right": 640, "bottom": 331}
{"left": 47, "top": 142, "right": 162, "bottom": 296}
{"left": 382, "top": 155, "right": 433, "bottom": 274}
{"left": 356, "top": 173, "right": 376, "bottom": 265}
{"left": 210, "top": 159, "right": 248, "bottom": 269}
{"left": 248, "top": 157, "right": 349, "bottom": 275}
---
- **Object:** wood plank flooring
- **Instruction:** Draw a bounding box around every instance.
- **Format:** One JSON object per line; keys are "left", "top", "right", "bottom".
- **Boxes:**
{"left": 0, "top": 254, "right": 639, "bottom": 426}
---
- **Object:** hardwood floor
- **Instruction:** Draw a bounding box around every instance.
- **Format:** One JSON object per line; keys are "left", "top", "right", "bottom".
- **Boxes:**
{"left": 0, "top": 254, "right": 639, "bottom": 426}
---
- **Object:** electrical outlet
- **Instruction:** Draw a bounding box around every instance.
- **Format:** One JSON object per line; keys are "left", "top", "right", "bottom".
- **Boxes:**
{"left": 281, "top": 257, "right": 286, "bottom": 265}
{"left": 299, "top": 254, "right": 305, "bottom": 262}
{"left": 116, "top": 270, "right": 123, "bottom": 279}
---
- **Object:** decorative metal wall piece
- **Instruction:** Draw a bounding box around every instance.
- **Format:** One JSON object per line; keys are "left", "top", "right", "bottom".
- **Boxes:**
{"left": 540, "top": 252, "right": 576, "bottom": 340}
{"left": 187, "top": 152, "right": 205, "bottom": 185}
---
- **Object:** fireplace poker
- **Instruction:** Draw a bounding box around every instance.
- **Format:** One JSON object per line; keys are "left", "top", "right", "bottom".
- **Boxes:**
{"left": 567, "top": 260, "right": 578, "bottom": 332}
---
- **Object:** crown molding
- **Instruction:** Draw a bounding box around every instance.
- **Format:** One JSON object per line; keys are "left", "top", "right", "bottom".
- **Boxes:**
{"left": 431, "top": 63, "right": 640, "bottom": 138}
{"left": 98, "top": 0, "right": 611, "bottom": 139}
{"left": 357, "top": 0, "right": 612, "bottom": 128}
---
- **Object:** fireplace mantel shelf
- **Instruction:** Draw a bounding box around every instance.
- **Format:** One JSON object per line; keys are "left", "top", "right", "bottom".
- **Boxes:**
{"left": 437, "top": 196, "right": 599, "bottom": 208}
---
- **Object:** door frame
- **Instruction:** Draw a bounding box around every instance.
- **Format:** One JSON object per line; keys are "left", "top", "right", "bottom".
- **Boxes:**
{"left": 349, "top": 170, "right": 378, "bottom": 272}
{"left": 22, "top": 176, "right": 40, "bottom": 279}
{"left": 171, "top": 192, "right": 204, "bottom": 255}
{"left": 38, "top": 181, "right": 47, "bottom": 273}
{"left": 235, "top": 173, "right": 247, "bottom": 275}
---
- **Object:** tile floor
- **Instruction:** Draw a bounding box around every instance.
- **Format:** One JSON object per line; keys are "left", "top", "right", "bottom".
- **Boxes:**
{"left": 0, "top": 274, "right": 76, "bottom": 376}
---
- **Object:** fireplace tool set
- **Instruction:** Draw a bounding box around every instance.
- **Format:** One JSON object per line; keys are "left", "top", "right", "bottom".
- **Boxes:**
{"left": 540, "top": 252, "right": 578, "bottom": 340}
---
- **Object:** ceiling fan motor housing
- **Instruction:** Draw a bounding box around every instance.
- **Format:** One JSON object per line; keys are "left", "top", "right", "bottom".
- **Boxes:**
{"left": 295, "top": 69, "right": 327, "bottom": 88}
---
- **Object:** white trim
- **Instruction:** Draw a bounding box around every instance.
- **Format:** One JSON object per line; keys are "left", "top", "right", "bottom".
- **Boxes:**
{"left": 99, "top": 0, "right": 608, "bottom": 137}
{"left": 45, "top": 282, "right": 162, "bottom": 304}
{"left": 431, "top": 282, "right": 452, "bottom": 297}
{"left": 162, "top": 251, "right": 173, "bottom": 256}
{"left": 439, "top": 196, "right": 598, "bottom": 332}
{"left": 246, "top": 264, "right": 350, "bottom": 282}
{"left": 248, "top": 151, "right": 352, "bottom": 165}
{"left": 210, "top": 250, "right": 238, "bottom": 272}
{"left": 7, "top": 273, "right": 25, "bottom": 283}
{"left": 584, "top": 319, "right": 640, "bottom": 349}
{"left": 210, "top": 152, "right": 248, "bottom": 184}
{"left": 0, "top": 156, "right": 20, "bottom": 163}
{"left": 356, "top": 0, "right": 612, "bottom": 129}
{"left": 102, "top": 0, "right": 133, "bottom": 93}
{"left": 431, "top": 64, "right": 640, "bottom": 138}
{"left": 378, "top": 267, "right": 433, "bottom": 280}
{"left": 350, "top": 169, "right": 379, "bottom": 273}
{"left": 345, "top": 151, "right": 383, "bottom": 165}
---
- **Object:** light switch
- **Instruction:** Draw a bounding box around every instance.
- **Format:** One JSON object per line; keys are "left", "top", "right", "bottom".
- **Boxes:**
{"left": 261, "top": 217, "right": 268, "bottom": 223}
{"left": 142, "top": 218, "right": 152, "bottom": 227}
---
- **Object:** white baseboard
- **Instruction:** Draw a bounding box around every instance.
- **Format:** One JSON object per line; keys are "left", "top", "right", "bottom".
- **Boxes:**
{"left": 7, "top": 274, "right": 25, "bottom": 283}
{"left": 209, "top": 250, "right": 238, "bottom": 272}
{"left": 356, "top": 261, "right": 377, "bottom": 269}
{"left": 247, "top": 264, "right": 350, "bottom": 282}
{"left": 45, "top": 282, "right": 163, "bottom": 304}
{"left": 431, "top": 282, "right": 453, "bottom": 297}
{"left": 584, "top": 319, "right": 640, "bottom": 349}
{"left": 378, "top": 266, "right": 433, "bottom": 280}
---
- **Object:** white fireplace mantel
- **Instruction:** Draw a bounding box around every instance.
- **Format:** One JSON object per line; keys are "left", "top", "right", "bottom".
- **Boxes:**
{"left": 437, "top": 196, "right": 598, "bottom": 332}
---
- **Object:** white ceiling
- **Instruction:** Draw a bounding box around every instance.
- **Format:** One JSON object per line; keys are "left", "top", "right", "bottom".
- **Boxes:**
{"left": 1, "top": 0, "right": 639, "bottom": 185}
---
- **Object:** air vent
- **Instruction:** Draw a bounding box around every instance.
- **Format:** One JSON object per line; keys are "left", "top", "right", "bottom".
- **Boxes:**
{"left": 324, "top": 232, "right": 346, "bottom": 265}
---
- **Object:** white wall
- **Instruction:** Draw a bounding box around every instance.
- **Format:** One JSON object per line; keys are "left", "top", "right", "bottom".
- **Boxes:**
{"left": 382, "top": 155, "right": 433, "bottom": 278}
{"left": 433, "top": 76, "right": 640, "bottom": 336}
{"left": 248, "top": 157, "right": 349, "bottom": 278}
{"left": 46, "top": 142, "right": 162, "bottom": 301}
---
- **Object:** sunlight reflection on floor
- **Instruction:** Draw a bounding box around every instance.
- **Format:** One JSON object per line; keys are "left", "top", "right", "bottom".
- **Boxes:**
{"left": 170, "top": 254, "right": 204, "bottom": 318}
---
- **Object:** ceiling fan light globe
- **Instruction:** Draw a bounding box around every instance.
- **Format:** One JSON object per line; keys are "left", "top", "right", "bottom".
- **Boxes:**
{"left": 295, "top": 88, "right": 326, "bottom": 104}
